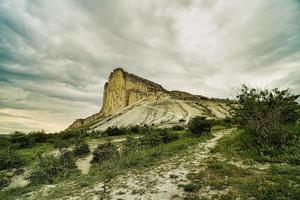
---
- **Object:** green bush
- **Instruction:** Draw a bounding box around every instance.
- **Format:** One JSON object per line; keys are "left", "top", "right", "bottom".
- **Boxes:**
{"left": 105, "top": 126, "right": 126, "bottom": 136}
{"left": 159, "top": 129, "right": 180, "bottom": 143}
{"left": 29, "top": 130, "right": 49, "bottom": 143}
{"left": 188, "top": 116, "right": 212, "bottom": 136}
{"left": 140, "top": 131, "right": 163, "bottom": 147}
{"left": 28, "top": 151, "right": 77, "bottom": 184}
{"left": 122, "top": 136, "right": 141, "bottom": 154}
{"left": 0, "top": 172, "right": 10, "bottom": 189}
{"left": 9, "top": 131, "right": 35, "bottom": 148}
{"left": 139, "top": 129, "right": 179, "bottom": 147}
{"left": 0, "top": 148, "right": 25, "bottom": 170}
{"left": 91, "top": 141, "right": 118, "bottom": 164}
{"left": 172, "top": 125, "right": 185, "bottom": 131}
{"left": 0, "top": 136, "right": 11, "bottom": 149}
{"left": 52, "top": 137, "right": 83, "bottom": 149}
{"left": 74, "top": 142, "right": 90, "bottom": 157}
{"left": 128, "top": 126, "right": 140, "bottom": 134}
{"left": 231, "top": 85, "right": 299, "bottom": 148}
{"left": 52, "top": 138, "right": 71, "bottom": 149}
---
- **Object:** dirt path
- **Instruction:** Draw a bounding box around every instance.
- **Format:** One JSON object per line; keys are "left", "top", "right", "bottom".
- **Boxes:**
{"left": 106, "top": 129, "right": 234, "bottom": 200}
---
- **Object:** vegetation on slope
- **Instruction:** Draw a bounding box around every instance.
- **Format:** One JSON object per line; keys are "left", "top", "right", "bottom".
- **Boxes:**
{"left": 0, "top": 85, "right": 299, "bottom": 199}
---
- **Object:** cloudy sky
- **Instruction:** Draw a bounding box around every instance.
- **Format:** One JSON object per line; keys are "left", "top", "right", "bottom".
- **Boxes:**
{"left": 1, "top": 0, "right": 300, "bottom": 133}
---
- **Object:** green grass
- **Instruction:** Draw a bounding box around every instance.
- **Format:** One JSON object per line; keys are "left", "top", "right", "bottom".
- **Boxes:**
{"left": 16, "top": 143, "right": 54, "bottom": 166}
{"left": 184, "top": 159, "right": 300, "bottom": 199}
{"left": 183, "top": 126, "right": 300, "bottom": 199}
{"left": 90, "top": 133, "right": 213, "bottom": 178}
{"left": 212, "top": 128, "right": 300, "bottom": 164}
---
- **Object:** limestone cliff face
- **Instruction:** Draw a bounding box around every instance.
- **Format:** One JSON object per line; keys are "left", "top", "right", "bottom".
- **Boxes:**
{"left": 99, "top": 68, "right": 169, "bottom": 116}
{"left": 67, "top": 68, "right": 230, "bottom": 131}
{"left": 67, "top": 68, "right": 170, "bottom": 130}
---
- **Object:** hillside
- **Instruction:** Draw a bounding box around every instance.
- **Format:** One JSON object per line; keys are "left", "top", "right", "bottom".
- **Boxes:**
{"left": 68, "top": 68, "right": 230, "bottom": 131}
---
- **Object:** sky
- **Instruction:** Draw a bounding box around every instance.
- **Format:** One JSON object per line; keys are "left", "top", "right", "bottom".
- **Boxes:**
{"left": 1, "top": 0, "right": 300, "bottom": 133}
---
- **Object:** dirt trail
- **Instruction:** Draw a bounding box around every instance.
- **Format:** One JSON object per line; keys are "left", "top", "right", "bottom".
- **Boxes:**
{"left": 106, "top": 129, "right": 234, "bottom": 200}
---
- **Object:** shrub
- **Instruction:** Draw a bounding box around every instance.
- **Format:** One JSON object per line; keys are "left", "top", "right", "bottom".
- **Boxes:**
{"left": 139, "top": 129, "right": 179, "bottom": 147}
{"left": 52, "top": 138, "right": 71, "bottom": 149}
{"left": 0, "top": 136, "right": 11, "bottom": 149}
{"left": 128, "top": 126, "right": 140, "bottom": 134}
{"left": 29, "top": 130, "right": 49, "bottom": 143}
{"left": 158, "top": 129, "right": 180, "bottom": 143}
{"left": 188, "top": 116, "right": 212, "bottom": 136}
{"left": 74, "top": 142, "right": 90, "bottom": 157}
{"left": 231, "top": 85, "right": 299, "bottom": 148}
{"left": 179, "top": 118, "right": 186, "bottom": 122}
{"left": 28, "top": 151, "right": 77, "bottom": 184}
{"left": 52, "top": 136, "right": 83, "bottom": 149}
{"left": 172, "top": 125, "right": 185, "bottom": 131}
{"left": 0, "top": 148, "right": 25, "bottom": 170}
{"left": 9, "top": 131, "right": 35, "bottom": 148}
{"left": 91, "top": 141, "right": 118, "bottom": 164}
{"left": 105, "top": 126, "right": 126, "bottom": 136}
{"left": 140, "top": 131, "right": 163, "bottom": 147}
{"left": 0, "top": 172, "right": 10, "bottom": 189}
{"left": 122, "top": 136, "right": 141, "bottom": 154}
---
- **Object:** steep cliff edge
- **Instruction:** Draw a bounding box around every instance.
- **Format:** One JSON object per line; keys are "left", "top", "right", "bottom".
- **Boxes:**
{"left": 67, "top": 68, "right": 230, "bottom": 131}
{"left": 100, "top": 68, "right": 169, "bottom": 116}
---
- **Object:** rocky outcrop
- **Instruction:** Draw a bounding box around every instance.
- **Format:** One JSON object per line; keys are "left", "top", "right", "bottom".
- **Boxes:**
{"left": 99, "top": 68, "right": 169, "bottom": 116}
{"left": 67, "top": 68, "right": 230, "bottom": 131}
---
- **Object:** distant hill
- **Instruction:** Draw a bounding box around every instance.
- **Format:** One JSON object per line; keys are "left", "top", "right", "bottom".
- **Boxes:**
{"left": 67, "top": 68, "right": 230, "bottom": 131}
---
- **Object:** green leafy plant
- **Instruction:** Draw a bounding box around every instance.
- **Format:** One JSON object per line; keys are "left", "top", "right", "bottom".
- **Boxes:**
{"left": 0, "top": 148, "right": 25, "bottom": 170}
{"left": 188, "top": 116, "right": 212, "bottom": 136}
{"left": 28, "top": 151, "right": 77, "bottom": 184}
{"left": 105, "top": 126, "right": 126, "bottom": 136}
{"left": 172, "top": 125, "right": 185, "bottom": 131}
{"left": 74, "top": 142, "right": 90, "bottom": 157}
{"left": 9, "top": 131, "right": 34, "bottom": 148}
{"left": 231, "top": 85, "right": 299, "bottom": 148}
{"left": 91, "top": 141, "right": 118, "bottom": 164}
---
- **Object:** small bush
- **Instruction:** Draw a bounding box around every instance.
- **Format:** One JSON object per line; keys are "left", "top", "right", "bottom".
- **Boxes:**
{"left": 91, "top": 141, "right": 118, "bottom": 164}
{"left": 140, "top": 129, "right": 179, "bottom": 147}
{"left": 105, "top": 126, "right": 126, "bottom": 136}
{"left": 159, "top": 129, "right": 180, "bottom": 143}
{"left": 172, "top": 125, "right": 185, "bottom": 131}
{"left": 188, "top": 116, "right": 212, "bottom": 136}
{"left": 0, "top": 148, "right": 25, "bottom": 170}
{"left": 52, "top": 139, "right": 71, "bottom": 149}
{"left": 179, "top": 118, "right": 186, "bottom": 122}
{"left": 0, "top": 172, "right": 10, "bottom": 189}
{"left": 28, "top": 151, "right": 77, "bottom": 184}
{"left": 140, "top": 131, "right": 163, "bottom": 147}
{"left": 29, "top": 130, "right": 49, "bottom": 143}
{"left": 123, "top": 136, "right": 141, "bottom": 154}
{"left": 128, "top": 126, "right": 140, "bottom": 134}
{"left": 52, "top": 137, "right": 83, "bottom": 149}
{"left": 0, "top": 137, "right": 11, "bottom": 149}
{"left": 74, "top": 142, "right": 90, "bottom": 157}
{"left": 182, "top": 183, "right": 198, "bottom": 192}
{"left": 9, "top": 131, "right": 35, "bottom": 148}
